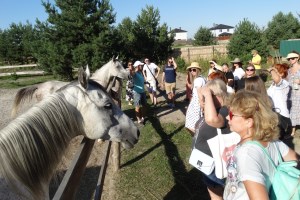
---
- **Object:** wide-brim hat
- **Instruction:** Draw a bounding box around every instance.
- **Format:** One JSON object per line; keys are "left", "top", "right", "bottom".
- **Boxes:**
{"left": 286, "top": 52, "right": 299, "bottom": 59}
{"left": 186, "top": 62, "right": 201, "bottom": 70}
{"left": 133, "top": 60, "right": 144, "bottom": 67}
{"left": 230, "top": 58, "right": 242, "bottom": 64}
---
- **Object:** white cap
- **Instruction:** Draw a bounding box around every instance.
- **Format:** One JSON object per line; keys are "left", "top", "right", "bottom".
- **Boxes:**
{"left": 133, "top": 61, "right": 143, "bottom": 67}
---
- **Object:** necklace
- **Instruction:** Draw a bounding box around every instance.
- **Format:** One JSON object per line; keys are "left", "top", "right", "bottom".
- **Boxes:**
{"left": 238, "top": 136, "right": 252, "bottom": 145}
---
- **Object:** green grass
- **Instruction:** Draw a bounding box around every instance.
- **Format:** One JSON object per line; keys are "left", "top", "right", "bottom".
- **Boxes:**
{"left": 0, "top": 75, "right": 56, "bottom": 89}
{"left": 116, "top": 106, "right": 210, "bottom": 200}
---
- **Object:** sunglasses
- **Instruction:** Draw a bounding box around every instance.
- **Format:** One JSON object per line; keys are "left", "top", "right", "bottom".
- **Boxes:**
{"left": 229, "top": 111, "right": 244, "bottom": 120}
{"left": 246, "top": 68, "right": 255, "bottom": 71}
{"left": 189, "top": 68, "right": 197, "bottom": 72}
{"left": 287, "top": 57, "right": 298, "bottom": 61}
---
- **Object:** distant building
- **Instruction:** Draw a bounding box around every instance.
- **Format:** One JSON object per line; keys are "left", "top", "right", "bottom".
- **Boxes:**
{"left": 170, "top": 27, "right": 188, "bottom": 41}
{"left": 209, "top": 24, "right": 234, "bottom": 40}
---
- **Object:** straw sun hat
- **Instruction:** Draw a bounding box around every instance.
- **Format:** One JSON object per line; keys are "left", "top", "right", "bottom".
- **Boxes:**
{"left": 186, "top": 62, "right": 201, "bottom": 70}
{"left": 230, "top": 58, "right": 242, "bottom": 64}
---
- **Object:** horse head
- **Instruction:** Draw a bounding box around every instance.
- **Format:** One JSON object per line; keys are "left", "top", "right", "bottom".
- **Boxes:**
{"left": 64, "top": 68, "right": 139, "bottom": 149}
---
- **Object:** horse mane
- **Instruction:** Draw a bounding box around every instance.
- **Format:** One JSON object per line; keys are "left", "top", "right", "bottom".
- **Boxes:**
{"left": 11, "top": 86, "right": 38, "bottom": 118}
{"left": 0, "top": 93, "right": 83, "bottom": 199}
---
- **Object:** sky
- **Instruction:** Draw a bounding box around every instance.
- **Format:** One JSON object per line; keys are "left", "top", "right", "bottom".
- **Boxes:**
{"left": 0, "top": 0, "right": 299, "bottom": 38}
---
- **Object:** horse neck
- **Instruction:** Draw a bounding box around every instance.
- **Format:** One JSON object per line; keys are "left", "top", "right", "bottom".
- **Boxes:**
{"left": 91, "top": 67, "right": 111, "bottom": 88}
{"left": 0, "top": 95, "right": 81, "bottom": 199}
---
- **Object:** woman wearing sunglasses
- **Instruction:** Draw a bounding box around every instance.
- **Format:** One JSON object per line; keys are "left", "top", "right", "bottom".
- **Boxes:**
{"left": 224, "top": 90, "right": 297, "bottom": 200}
{"left": 286, "top": 51, "right": 300, "bottom": 137}
{"left": 235, "top": 64, "right": 256, "bottom": 91}
{"left": 185, "top": 62, "right": 206, "bottom": 134}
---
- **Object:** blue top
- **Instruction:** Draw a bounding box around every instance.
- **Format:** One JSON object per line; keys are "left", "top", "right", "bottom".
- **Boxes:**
{"left": 132, "top": 71, "right": 145, "bottom": 93}
{"left": 164, "top": 65, "right": 176, "bottom": 83}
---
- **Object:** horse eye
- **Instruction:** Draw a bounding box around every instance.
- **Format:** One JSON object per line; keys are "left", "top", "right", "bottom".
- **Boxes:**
{"left": 104, "top": 103, "right": 112, "bottom": 109}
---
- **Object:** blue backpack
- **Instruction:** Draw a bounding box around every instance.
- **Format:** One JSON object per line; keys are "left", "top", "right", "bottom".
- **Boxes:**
{"left": 248, "top": 141, "right": 300, "bottom": 200}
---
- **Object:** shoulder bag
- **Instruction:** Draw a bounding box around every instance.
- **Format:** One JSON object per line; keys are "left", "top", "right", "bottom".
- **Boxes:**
{"left": 189, "top": 120, "right": 215, "bottom": 175}
{"left": 207, "top": 129, "right": 240, "bottom": 179}
{"left": 145, "top": 64, "right": 159, "bottom": 87}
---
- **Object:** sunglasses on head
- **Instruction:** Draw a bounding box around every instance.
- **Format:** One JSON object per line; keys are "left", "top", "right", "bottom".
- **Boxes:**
{"left": 287, "top": 57, "right": 298, "bottom": 61}
{"left": 189, "top": 68, "right": 197, "bottom": 72}
{"left": 246, "top": 68, "right": 255, "bottom": 71}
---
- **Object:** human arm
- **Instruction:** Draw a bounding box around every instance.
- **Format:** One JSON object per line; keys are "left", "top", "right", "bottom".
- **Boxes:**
{"left": 243, "top": 181, "right": 269, "bottom": 200}
{"left": 142, "top": 65, "right": 147, "bottom": 79}
{"left": 155, "top": 66, "right": 161, "bottom": 79}
{"left": 197, "top": 86, "right": 225, "bottom": 128}
{"left": 268, "top": 67, "right": 281, "bottom": 85}
{"left": 172, "top": 57, "right": 177, "bottom": 70}
{"left": 161, "top": 72, "right": 165, "bottom": 83}
{"left": 283, "top": 148, "right": 298, "bottom": 162}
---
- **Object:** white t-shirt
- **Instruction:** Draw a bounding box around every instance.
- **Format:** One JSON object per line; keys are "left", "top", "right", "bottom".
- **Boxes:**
{"left": 233, "top": 68, "right": 245, "bottom": 80}
{"left": 143, "top": 63, "right": 158, "bottom": 82}
{"left": 223, "top": 141, "right": 289, "bottom": 200}
{"left": 267, "top": 79, "right": 290, "bottom": 118}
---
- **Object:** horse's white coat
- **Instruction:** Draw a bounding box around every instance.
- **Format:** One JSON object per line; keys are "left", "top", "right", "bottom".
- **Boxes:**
{"left": 1, "top": 73, "right": 139, "bottom": 199}
{"left": 12, "top": 58, "right": 129, "bottom": 116}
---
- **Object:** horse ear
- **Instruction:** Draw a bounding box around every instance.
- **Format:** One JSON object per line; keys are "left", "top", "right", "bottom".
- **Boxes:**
{"left": 78, "top": 67, "right": 88, "bottom": 89}
{"left": 112, "top": 55, "right": 119, "bottom": 62}
{"left": 85, "top": 64, "right": 90, "bottom": 78}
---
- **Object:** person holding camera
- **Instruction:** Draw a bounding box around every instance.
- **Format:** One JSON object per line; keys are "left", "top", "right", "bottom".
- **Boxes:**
{"left": 143, "top": 58, "right": 160, "bottom": 106}
{"left": 162, "top": 57, "right": 177, "bottom": 108}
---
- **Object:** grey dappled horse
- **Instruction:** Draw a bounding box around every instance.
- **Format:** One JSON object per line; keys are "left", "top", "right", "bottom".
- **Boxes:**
{"left": 1, "top": 68, "right": 139, "bottom": 199}
{"left": 11, "top": 57, "right": 129, "bottom": 117}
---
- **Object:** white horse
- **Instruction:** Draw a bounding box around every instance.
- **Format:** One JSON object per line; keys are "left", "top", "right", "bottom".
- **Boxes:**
{"left": 11, "top": 57, "right": 129, "bottom": 117}
{"left": 1, "top": 68, "right": 139, "bottom": 199}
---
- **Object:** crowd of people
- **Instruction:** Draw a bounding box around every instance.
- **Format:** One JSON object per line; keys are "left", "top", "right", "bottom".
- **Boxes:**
{"left": 183, "top": 50, "right": 300, "bottom": 199}
{"left": 125, "top": 50, "right": 300, "bottom": 199}
{"left": 126, "top": 57, "right": 178, "bottom": 124}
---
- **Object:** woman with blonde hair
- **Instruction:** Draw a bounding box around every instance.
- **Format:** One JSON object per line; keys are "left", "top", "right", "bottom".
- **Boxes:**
{"left": 185, "top": 62, "right": 206, "bottom": 134}
{"left": 193, "top": 79, "right": 230, "bottom": 199}
{"left": 224, "top": 90, "right": 297, "bottom": 199}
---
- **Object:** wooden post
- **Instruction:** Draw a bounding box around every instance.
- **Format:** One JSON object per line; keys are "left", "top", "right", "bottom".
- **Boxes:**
{"left": 110, "top": 78, "right": 122, "bottom": 171}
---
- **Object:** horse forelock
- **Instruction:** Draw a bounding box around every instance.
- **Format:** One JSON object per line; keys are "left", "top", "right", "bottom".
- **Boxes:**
{"left": 0, "top": 94, "right": 83, "bottom": 199}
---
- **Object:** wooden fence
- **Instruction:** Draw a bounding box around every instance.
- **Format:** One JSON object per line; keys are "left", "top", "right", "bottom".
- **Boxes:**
{"left": 172, "top": 44, "right": 228, "bottom": 63}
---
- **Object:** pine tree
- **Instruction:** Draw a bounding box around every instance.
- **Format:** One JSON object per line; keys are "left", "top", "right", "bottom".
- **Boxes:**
{"left": 227, "top": 19, "right": 268, "bottom": 63}
{"left": 36, "top": 0, "right": 117, "bottom": 80}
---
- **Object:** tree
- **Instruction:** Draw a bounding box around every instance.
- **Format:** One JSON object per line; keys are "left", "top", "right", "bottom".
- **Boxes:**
{"left": 130, "top": 5, "right": 174, "bottom": 63}
{"left": 264, "top": 12, "right": 300, "bottom": 49}
{"left": 0, "top": 22, "right": 35, "bottom": 65}
{"left": 227, "top": 19, "right": 268, "bottom": 62}
{"left": 193, "top": 26, "right": 215, "bottom": 46}
{"left": 35, "top": 0, "right": 118, "bottom": 80}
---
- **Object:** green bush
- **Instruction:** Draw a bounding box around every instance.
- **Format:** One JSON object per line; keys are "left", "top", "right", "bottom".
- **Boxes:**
{"left": 175, "top": 57, "right": 186, "bottom": 72}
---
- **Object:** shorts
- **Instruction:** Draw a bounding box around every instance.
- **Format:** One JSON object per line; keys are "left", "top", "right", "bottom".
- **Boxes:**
{"left": 165, "top": 82, "right": 176, "bottom": 94}
{"left": 133, "top": 91, "right": 147, "bottom": 107}
{"left": 201, "top": 169, "right": 225, "bottom": 187}
{"left": 146, "top": 80, "right": 157, "bottom": 93}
